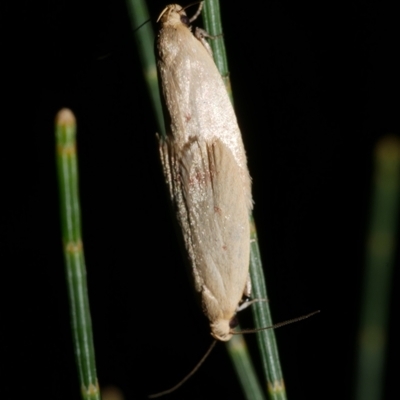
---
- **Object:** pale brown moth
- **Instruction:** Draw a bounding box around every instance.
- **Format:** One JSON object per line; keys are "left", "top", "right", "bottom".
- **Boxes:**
{"left": 156, "top": 3, "right": 253, "bottom": 342}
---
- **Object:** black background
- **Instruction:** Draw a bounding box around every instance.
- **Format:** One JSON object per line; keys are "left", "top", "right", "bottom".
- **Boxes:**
{"left": 3, "top": 0, "right": 398, "bottom": 399}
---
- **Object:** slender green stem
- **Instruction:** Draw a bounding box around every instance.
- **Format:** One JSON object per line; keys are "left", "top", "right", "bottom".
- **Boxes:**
{"left": 55, "top": 109, "right": 100, "bottom": 400}
{"left": 125, "top": 0, "right": 165, "bottom": 137}
{"left": 354, "top": 135, "right": 400, "bottom": 400}
{"left": 226, "top": 334, "right": 266, "bottom": 400}
{"left": 202, "top": 0, "right": 230, "bottom": 90}
{"left": 203, "top": 1, "right": 287, "bottom": 398}
{"left": 250, "top": 219, "right": 286, "bottom": 399}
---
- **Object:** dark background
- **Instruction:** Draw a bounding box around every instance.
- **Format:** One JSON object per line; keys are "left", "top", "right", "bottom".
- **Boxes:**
{"left": 3, "top": 0, "right": 398, "bottom": 399}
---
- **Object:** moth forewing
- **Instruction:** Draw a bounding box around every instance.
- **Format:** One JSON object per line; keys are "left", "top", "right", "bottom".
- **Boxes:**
{"left": 156, "top": 4, "right": 252, "bottom": 341}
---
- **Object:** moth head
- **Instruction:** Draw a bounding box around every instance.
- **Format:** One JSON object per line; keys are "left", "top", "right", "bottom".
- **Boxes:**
{"left": 210, "top": 316, "right": 239, "bottom": 341}
{"left": 157, "top": 4, "right": 189, "bottom": 27}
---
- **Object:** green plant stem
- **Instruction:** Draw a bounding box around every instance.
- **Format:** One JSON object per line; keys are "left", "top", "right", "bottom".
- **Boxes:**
{"left": 125, "top": 0, "right": 165, "bottom": 137}
{"left": 250, "top": 219, "right": 286, "bottom": 399}
{"left": 355, "top": 135, "right": 400, "bottom": 400}
{"left": 55, "top": 109, "right": 100, "bottom": 400}
{"left": 227, "top": 334, "right": 266, "bottom": 400}
{"left": 202, "top": 0, "right": 230, "bottom": 89}
{"left": 203, "top": 2, "right": 287, "bottom": 398}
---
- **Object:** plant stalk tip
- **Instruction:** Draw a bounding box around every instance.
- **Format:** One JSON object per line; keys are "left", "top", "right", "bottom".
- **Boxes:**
{"left": 56, "top": 108, "right": 76, "bottom": 126}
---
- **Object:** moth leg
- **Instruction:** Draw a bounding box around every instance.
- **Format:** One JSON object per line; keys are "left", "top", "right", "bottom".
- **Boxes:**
{"left": 194, "top": 27, "right": 215, "bottom": 57}
{"left": 237, "top": 297, "right": 269, "bottom": 312}
{"left": 235, "top": 276, "right": 252, "bottom": 312}
{"left": 189, "top": 1, "right": 204, "bottom": 23}
{"left": 243, "top": 273, "right": 252, "bottom": 298}
{"left": 190, "top": 3, "right": 222, "bottom": 58}
{"left": 237, "top": 275, "right": 270, "bottom": 312}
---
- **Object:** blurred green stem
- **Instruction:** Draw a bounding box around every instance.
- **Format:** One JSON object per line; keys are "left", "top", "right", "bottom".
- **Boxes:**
{"left": 55, "top": 109, "right": 100, "bottom": 400}
{"left": 126, "top": 0, "right": 165, "bottom": 136}
{"left": 355, "top": 135, "right": 400, "bottom": 400}
{"left": 227, "top": 334, "right": 266, "bottom": 400}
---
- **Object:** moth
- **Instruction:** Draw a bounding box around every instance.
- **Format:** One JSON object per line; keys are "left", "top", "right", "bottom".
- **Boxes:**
{"left": 156, "top": 3, "right": 252, "bottom": 341}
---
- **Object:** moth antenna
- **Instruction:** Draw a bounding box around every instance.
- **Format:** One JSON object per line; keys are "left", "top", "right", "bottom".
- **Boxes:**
{"left": 157, "top": 5, "right": 174, "bottom": 23}
{"left": 232, "top": 310, "right": 320, "bottom": 335}
{"left": 186, "top": 1, "right": 204, "bottom": 23}
{"left": 132, "top": 18, "right": 151, "bottom": 33}
{"left": 148, "top": 340, "right": 217, "bottom": 398}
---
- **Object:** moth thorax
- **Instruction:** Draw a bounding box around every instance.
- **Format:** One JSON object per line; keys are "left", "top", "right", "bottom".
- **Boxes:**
{"left": 210, "top": 319, "right": 232, "bottom": 342}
